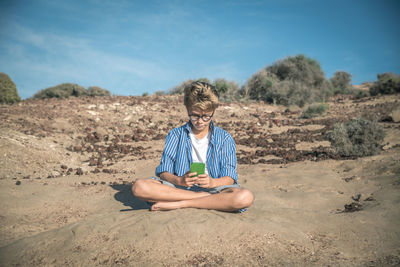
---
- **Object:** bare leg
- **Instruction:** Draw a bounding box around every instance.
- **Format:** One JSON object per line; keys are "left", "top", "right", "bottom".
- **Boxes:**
{"left": 132, "top": 178, "right": 210, "bottom": 202}
{"left": 151, "top": 187, "right": 254, "bottom": 212}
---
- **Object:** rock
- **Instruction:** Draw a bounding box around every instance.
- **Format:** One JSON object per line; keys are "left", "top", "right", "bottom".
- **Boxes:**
{"left": 344, "top": 176, "right": 355, "bottom": 182}
{"left": 51, "top": 170, "right": 61, "bottom": 177}
{"left": 73, "top": 145, "right": 82, "bottom": 152}
{"left": 16, "top": 181, "right": 21, "bottom": 185}
{"left": 364, "top": 196, "right": 375, "bottom": 201}
{"left": 87, "top": 110, "right": 98, "bottom": 116}
{"left": 103, "top": 169, "right": 117, "bottom": 174}
{"left": 76, "top": 168, "right": 84, "bottom": 175}
{"left": 89, "top": 157, "right": 97, "bottom": 166}
{"left": 352, "top": 194, "right": 361, "bottom": 202}
{"left": 391, "top": 108, "right": 400, "bottom": 122}
{"left": 344, "top": 202, "right": 363, "bottom": 212}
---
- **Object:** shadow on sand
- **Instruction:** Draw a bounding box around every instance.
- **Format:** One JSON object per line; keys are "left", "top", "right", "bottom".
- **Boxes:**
{"left": 110, "top": 184, "right": 150, "bottom": 211}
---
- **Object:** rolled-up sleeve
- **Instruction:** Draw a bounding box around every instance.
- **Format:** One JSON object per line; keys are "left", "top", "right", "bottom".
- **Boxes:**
{"left": 155, "top": 131, "right": 178, "bottom": 177}
{"left": 219, "top": 134, "right": 238, "bottom": 184}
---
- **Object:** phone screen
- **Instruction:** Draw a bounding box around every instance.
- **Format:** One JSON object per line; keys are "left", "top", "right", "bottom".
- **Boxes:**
{"left": 190, "top": 162, "right": 205, "bottom": 176}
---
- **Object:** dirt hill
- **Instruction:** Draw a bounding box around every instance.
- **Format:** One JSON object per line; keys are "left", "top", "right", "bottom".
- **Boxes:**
{"left": 0, "top": 94, "right": 399, "bottom": 266}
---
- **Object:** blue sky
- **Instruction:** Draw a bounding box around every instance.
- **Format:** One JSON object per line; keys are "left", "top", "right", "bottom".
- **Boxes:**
{"left": 0, "top": 0, "right": 399, "bottom": 99}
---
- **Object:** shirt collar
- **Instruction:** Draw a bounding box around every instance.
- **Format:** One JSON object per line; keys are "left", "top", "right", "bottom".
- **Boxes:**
{"left": 185, "top": 120, "right": 215, "bottom": 143}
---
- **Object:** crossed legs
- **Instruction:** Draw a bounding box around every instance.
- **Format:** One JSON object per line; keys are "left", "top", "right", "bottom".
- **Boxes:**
{"left": 132, "top": 178, "right": 254, "bottom": 212}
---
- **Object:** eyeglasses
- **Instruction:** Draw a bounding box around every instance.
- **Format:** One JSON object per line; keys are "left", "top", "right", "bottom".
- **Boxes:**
{"left": 188, "top": 111, "right": 214, "bottom": 122}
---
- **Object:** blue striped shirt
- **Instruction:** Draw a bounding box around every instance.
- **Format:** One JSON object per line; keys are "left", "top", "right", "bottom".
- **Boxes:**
{"left": 155, "top": 121, "right": 238, "bottom": 184}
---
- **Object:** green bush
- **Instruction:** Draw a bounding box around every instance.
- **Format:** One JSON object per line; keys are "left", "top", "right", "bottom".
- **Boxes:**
{"left": 271, "top": 80, "right": 318, "bottom": 107}
{"left": 328, "top": 118, "right": 385, "bottom": 157}
{"left": 369, "top": 72, "right": 400, "bottom": 96}
{"left": 301, "top": 103, "right": 329, "bottom": 118}
{"left": 154, "top": 90, "right": 165, "bottom": 96}
{"left": 0, "top": 72, "right": 21, "bottom": 104}
{"left": 244, "top": 69, "right": 278, "bottom": 103}
{"left": 353, "top": 89, "right": 370, "bottom": 99}
{"left": 33, "top": 83, "right": 112, "bottom": 99}
{"left": 33, "top": 83, "right": 88, "bottom": 99}
{"left": 169, "top": 78, "right": 211, "bottom": 95}
{"left": 244, "top": 54, "right": 332, "bottom": 106}
{"left": 87, "top": 86, "right": 111, "bottom": 96}
{"left": 266, "top": 54, "right": 326, "bottom": 88}
{"left": 330, "top": 71, "right": 352, "bottom": 95}
{"left": 168, "top": 78, "right": 241, "bottom": 102}
{"left": 213, "top": 78, "right": 240, "bottom": 102}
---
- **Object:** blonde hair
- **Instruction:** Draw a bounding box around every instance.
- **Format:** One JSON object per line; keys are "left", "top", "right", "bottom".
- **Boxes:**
{"left": 184, "top": 81, "right": 219, "bottom": 111}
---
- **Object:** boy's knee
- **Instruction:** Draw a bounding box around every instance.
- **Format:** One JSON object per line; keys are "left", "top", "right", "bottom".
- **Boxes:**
{"left": 132, "top": 179, "right": 149, "bottom": 197}
{"left": 232, "top": 188, "right": 254, "bottom": 209}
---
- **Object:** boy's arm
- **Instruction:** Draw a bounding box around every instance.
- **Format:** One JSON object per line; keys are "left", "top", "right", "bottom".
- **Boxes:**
{"left": 159, "top": 172, "right": 182, "bottom": 186}
{"left": 155, "top": 131, "right": 178, "bottom": 177}
{"left": 209, "top": 176, "right": 234, "bottom": 187}
{"left": 218, "top": 135, "right": 238, "bottom": 184}
{"left": 213, "top": 176, "right": 235, "bottom": 186}
{"left": 196, "top": 175, "right": 234, "bottom": 188}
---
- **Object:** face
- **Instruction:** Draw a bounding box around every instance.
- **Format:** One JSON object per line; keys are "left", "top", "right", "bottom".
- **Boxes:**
{"left": 187, "top": 107, "right": 214, "bottom": 132}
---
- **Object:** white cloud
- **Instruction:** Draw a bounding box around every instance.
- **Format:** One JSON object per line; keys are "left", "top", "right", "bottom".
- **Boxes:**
{"left": 0, "top": 23, "right": 177, "bottom": 96}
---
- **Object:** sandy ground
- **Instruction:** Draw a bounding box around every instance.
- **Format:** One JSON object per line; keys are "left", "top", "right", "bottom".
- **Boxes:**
{"left": 0, "top": 94, "right": 399, "bottom": 266}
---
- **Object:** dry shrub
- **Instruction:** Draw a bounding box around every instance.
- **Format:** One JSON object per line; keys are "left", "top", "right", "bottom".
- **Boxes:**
{"left": 266, "top": 54, "right": 326, "bottom": 88}
{"left": 328, "top": 118, "right": 385, "bottom": 157}
{"left": 330, "top": 71, "right": 352, "bottom": 95}
{"left": 370, "top": 72, "right": 400, "bottom": 96}
{"left": 33, "top": 83, "right": 88, "bottom": 99}
{"left": 33, "top": 83, "right": 110, "bottom": 99}
{"left": 244, "top": 54, "right": 332, "bottom": 107}
{"left": 168, "top": 78, "right": 241, "bottom": 103}
{"left": 244, "top": 69, "right": 278, "bottom": 103}
{"left": 169, "top": 78, "right": 211, "bottom": 95}
{"left": 301, "top": 103, "right": 329, "bottom": 118}
{"left": 214, "top": 78, "right": 241, "bottom": 102}
{"left": 353, "top": 89, "right": 370, "bottom": 99}
{"left": 87, "top": 86, "right": 111, "bottom": 96}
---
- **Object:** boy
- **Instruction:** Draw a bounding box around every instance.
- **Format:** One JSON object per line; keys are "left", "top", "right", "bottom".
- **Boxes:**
{"left": 132, "top": 81, "right": 254, "bottom": 212}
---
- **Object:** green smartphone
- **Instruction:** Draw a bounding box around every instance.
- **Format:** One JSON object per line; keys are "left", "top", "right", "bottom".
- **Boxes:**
{"left": 190, "top": 162, "right": 205, "bottom": 177}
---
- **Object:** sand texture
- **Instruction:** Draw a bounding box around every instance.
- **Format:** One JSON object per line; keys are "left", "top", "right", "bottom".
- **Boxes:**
{"left": 1, "top": 94, "right": 399, "bottom": 266}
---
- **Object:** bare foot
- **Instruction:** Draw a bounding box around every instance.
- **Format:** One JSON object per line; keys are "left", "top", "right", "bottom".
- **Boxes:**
{"left": 151, "top": 201, "right": 184, "bottom": 211}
